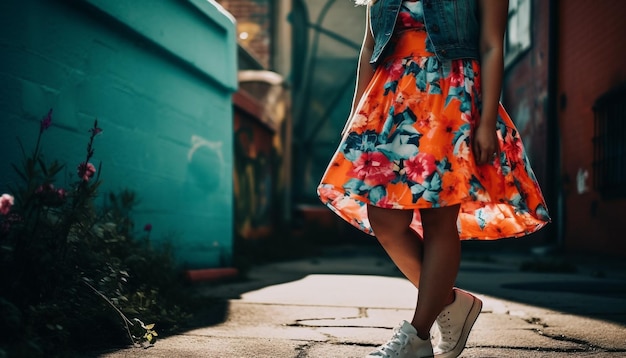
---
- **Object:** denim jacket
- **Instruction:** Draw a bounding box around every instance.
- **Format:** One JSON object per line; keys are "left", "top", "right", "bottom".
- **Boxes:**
{"left": 369, "top": 0, "right": 480, "bottom": 65}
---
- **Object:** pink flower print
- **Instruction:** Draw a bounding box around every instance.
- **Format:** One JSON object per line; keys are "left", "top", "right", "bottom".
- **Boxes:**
{"left": 397, "top": 10, "right": 423, "bottom": 30}
{"left": 503, "top": 137, "right": 524, "bottom": 161}
{"left": 318, "top": 185, "right": 340, "bottom": 202}
{"left": 387, "top": 61, "right": 405, "bottom": 81}
{"left": 335, "top": 196, "right": 365, "bottom": 219}
{"left": 395, "top": 92, "right": 406, "bottom": 106}
{"left": 456, "top": 141, "right": 471, "bottom": 163}
{"left": 77, "top": 162, "right": 96, "bottom": 181}
{"left": 449, "top": 61, "right": 464, "bottom": 87}
{"left": 398, "top": 11, "right": 414, "bottom": 28}
{"left": 461, "top": 111, "right": 473, "bottom": 125}
{"left": 473, "top": 67, "right": 482, "bottom": 95}
{"left": 0, "top": 194, "right": 15, "bottom": 215}
{"left": 351, "top": 113, "right": 369, "bottom": 133}
{"left": 405, "top": 152, "right": 437, "bottom": 184}
{"left": 375, "top": 195, "right": 398, "bottom": 209}
{"left": 350, "top": 151, "right": 396, "bottom": 186}
{"left": 493, "top": 151, "right": 504, "bottom": 175}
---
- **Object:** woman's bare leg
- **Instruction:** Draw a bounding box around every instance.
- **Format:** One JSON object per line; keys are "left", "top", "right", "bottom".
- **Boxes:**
{"left": 367, "top": 204, "right": 423, "bottom": 285}
{"left": 411, "top": 204, "right": 461, "bottom": 339}
{"left": 368, "top": 204, "right": 456, "bottom": 336}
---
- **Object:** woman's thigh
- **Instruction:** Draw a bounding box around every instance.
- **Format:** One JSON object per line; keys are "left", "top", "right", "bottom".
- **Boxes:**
{"left": 367, "top": 204, "right": 414, "bottom": 237}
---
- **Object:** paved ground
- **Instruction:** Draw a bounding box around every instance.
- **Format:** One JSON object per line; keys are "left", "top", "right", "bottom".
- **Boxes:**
{"left": 94, "top": 243, "right": 626, "bottom": 358}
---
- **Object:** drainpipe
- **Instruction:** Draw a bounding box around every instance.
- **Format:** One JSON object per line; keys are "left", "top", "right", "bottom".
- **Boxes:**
{"left": 546, "top": 0, "right": 564, "bottom": 246}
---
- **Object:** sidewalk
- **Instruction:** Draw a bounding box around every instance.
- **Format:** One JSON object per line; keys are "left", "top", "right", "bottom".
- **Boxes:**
{"left": 96, "top": 244, "right": 626, "bottom": 358}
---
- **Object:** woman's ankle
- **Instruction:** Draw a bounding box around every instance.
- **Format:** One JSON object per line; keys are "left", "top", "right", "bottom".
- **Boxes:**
{"left": 444, "top": 289, "right": 456, "bottom": 306}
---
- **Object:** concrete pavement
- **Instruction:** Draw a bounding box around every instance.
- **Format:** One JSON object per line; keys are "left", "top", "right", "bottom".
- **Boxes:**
{"left": 96, "top": 244, "right": 626, "bottom": 357}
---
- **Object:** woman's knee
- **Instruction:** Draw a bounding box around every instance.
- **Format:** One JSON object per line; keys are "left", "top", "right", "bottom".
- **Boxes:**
{"left": 420, "top": 204, "right": 461, "bottom": 236}
{"left": 367, "top": 204, "right": 413, "bottom": 238}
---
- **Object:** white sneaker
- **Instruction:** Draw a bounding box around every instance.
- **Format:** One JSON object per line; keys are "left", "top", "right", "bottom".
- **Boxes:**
{"left": 433, "top": 288, "right": 482, "bottom": 358}
{"left": 367, "top": 320, "right": 434, "bottom": 358}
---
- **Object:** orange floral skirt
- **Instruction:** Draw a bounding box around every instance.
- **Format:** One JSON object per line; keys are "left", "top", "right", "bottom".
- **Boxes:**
{"left": 317, "top": 30, "right": 550, "bottom": 240}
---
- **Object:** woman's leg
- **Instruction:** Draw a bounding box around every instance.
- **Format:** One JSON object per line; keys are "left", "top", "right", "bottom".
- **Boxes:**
{"left": 367, "top": 204, "right": 456, "bottom": 331}
{"left": 411, "top": 204, "right": 461, "bottom": 339}
{"left": 367, "top": 204, "right": 423, "bottom": 286}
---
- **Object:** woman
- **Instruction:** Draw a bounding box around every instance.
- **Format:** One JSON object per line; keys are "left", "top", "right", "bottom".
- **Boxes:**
{"left": 317, "top": 0, "right": 551, "bottom": 357}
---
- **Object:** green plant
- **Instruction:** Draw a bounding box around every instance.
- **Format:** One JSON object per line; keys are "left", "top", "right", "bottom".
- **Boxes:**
{"left": 0, "top": 110, "right": 192, "bottom": 357}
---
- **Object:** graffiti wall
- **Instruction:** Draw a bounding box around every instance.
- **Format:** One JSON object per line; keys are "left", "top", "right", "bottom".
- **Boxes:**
{"left": 233, "top": 74, "right": 289, "bottom": 240}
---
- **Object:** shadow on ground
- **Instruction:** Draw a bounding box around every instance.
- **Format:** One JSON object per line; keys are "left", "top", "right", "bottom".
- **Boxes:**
{"left": 87, "top": 229, "right": 626, "bottom": 357}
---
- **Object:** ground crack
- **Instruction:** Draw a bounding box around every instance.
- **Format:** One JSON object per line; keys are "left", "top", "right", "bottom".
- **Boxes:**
{"left": 530, "top": 328, "right": 626, "bottom": 352}
{"left": 472, "top": 345, "right": 591, "bottom": 353}
{"left": 522, "top": 316, "right": 617, "bottom": 352}
{"left": 294, "top": 342, "right": 313, "bottom": 358}
{"left": 287, "top": 307, "right": 370, "bottom": 327}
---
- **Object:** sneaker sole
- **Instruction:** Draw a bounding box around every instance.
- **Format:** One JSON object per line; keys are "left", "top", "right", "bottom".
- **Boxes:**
{"left": 435, "top": 295, "right": 483, "bottom": 358}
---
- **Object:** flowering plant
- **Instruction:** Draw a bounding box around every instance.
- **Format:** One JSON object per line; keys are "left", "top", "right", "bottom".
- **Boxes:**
{"left": 0, "top": 111, "right": 191, "bottom": 357}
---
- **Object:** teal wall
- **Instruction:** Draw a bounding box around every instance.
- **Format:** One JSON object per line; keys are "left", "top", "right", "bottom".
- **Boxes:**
{"left": 0, "top": 0, "right": 238, "bottom": 269}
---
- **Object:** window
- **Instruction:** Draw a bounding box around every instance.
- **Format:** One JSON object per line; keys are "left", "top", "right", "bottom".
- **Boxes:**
{"left": 505, "top": 0, "right": 532, "bottom": 67}
{"left": 593, "top": 85, "right": 626, "bottom": 199}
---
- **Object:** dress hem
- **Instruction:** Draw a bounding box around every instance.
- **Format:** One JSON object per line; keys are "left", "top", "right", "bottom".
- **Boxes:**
{"left": 317, "top": 183, "right": 550, "bottom": 241}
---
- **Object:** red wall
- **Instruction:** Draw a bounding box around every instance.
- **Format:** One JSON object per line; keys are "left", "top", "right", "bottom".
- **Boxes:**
{"left": 558, "top": 0, "right": 626, "bottom": 255}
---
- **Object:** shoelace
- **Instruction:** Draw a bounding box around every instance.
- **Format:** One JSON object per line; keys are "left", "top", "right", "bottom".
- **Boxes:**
{"left": 370, "top": 327, "right": 410, "bottom": 357}
{"left": 436, "top": 310, "right": 454, "bottom": 349}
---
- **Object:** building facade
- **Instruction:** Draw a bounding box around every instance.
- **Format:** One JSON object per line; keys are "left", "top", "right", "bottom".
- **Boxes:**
{"left": 556, "top": 0, "right": 626, "bottom": 255}
{"left": 216, "top": 0, "right": 293, "bottom": 240}
{"left": 501, "top": 0, "right": 555, "bottom": 245}
{"left": 503, "top": 0, "right": 626, "bottom": 256}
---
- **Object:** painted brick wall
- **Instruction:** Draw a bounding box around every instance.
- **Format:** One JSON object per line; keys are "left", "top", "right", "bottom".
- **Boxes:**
{"left": 558, "top": 0, "right": 626, "bottom": 255}
{"left": 217, "top": 0, "right": 271, "bottom": 68}
{"left": 0, "top": 0, "right": 238, "bottom": 268}
{"left": 501, "top": 0, "right": 552, "bottom": 244}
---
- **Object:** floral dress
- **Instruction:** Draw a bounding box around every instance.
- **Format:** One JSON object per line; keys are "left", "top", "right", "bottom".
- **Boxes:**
{"left": 317, "top": 0, "right": 550, "bottom": 240}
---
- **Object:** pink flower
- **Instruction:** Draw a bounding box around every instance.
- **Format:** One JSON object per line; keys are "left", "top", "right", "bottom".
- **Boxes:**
{"left": 34, "top": 184, "right": 67, "bottom": 207}
{"left": 35, "top": 183, "right": 55, "bottom": 194}
{"left": 40, "top": 109, "right": 53, "bottom": 133}
{"left": 89, "top": 127, "right": 103, "bottom": 136}
{"left": 77, "top": 162, "right": 96, "bottom": 181}
{"left": 405, "top": 152, "right": 437, "bottom": 184}
{"left": 144, "top": 223, "right": 152, "bottom": 232}
{"left": 349, "top": 151, "right": 396, "bottom": 186}
{"left": 0, "top": 194, "right": 15, "bottom": 215}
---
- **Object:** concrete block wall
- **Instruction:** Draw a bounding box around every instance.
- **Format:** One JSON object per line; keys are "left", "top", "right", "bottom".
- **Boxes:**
{"left": 0, "top": 0, "right": 238, "bottom": 268}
